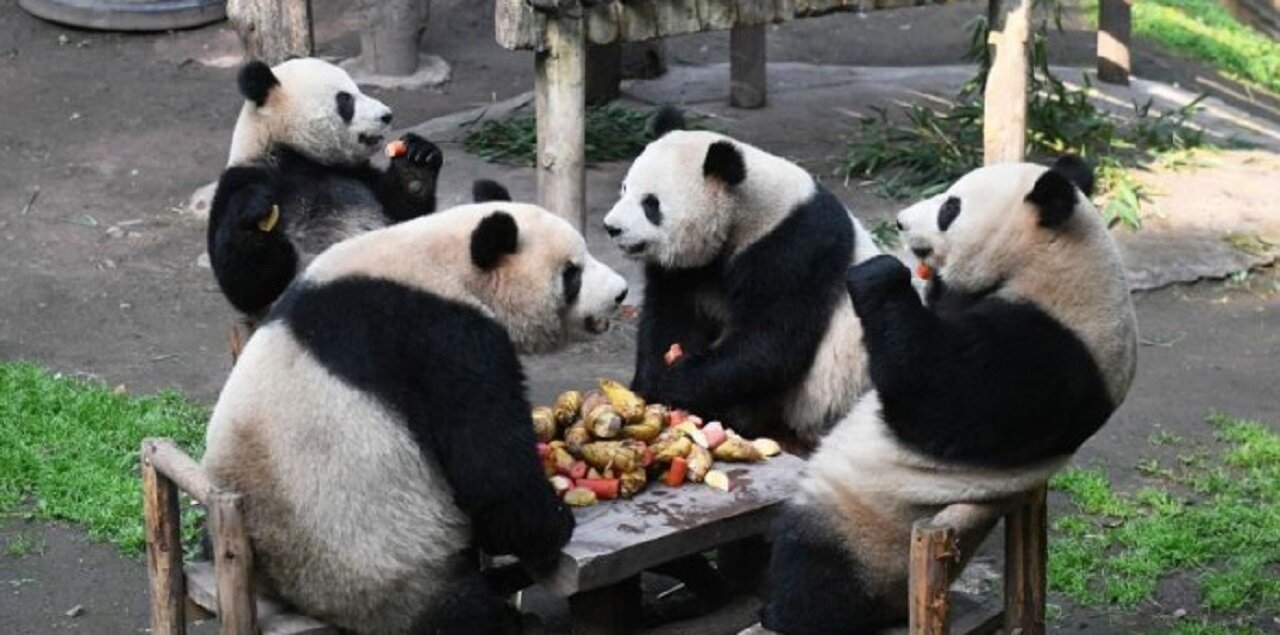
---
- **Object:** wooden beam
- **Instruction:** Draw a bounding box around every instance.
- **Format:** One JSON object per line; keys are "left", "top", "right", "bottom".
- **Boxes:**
{"left": 211, "top": 491, "right": 257, "bottom": 635}
{"left": 909, "top": 520, "right": 958, "bottom": 635}
{"left": 1097, "top": 0, "right": 1132, "bottom": 85}
{"left": 1004, "top": 487, "right": 1048, "bottom": 635}
{"left": 226, "top": 0, "right": 314, "bottom": 65}
{"left": 983, "top": 0, "right": 1031, "bottom": 164}
{"left": 535, "top": 15, "right": 588, "bottom": 230}
{"left": 142, "top": 440, "right": 186, "bottom": 635}
{"left": 729, "top": 23, "right": 768, "bottom": 109}
{"left": 143, "top": 438, "right": 213, "bottom": 506}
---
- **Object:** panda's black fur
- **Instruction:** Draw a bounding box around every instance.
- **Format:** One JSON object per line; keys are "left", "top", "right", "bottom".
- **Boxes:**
{"left": 606, "top": 109, "right": 877, "bottom": 445}
{"left": 759, "top": 158, "right": 1137, "bottom": 634}
{"left": 208, "top": 59, "right": 444, "bottom": 317}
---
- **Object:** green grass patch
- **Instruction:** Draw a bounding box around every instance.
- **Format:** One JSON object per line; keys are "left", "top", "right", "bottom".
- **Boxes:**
{"left": 1049, "top": 415, "right": 1280, "bottom": 631}
{"left": 1081, "top": 0, "right": 1280, "bottom": 95}
{"left": 0, "top": 361, "right": 207, "bottom": 554}
{"left": 463, "top": 104, "right": 705, "bottom": 167}
{"left": 842, "top": 10, "right": 1210, "bottom": 229}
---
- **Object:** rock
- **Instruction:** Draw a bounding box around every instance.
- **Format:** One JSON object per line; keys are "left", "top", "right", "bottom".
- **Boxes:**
{"left": 195, "top": 253, "right": 211, "bottom": 269}
{"left": 65, "top": 605, "right": 84, "bottom": 618}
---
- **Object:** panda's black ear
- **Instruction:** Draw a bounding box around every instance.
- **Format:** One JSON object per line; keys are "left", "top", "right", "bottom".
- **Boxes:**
{"left": 648, "top": 106, "right": 686, "bottom": 138}
{"left": 471, "top": 212, "right": 519, "bottom": 270}
{"left": 1051, "top": 154, "right": 1095, "bottom": 197}
{"left": 1026, "top": 169, "right": 1080, "bottom": 228}
{"left": 238, "top": 60, "right": 279, "bottom": 107}
{"left": 472, "top": 179, "right": 512, "bottom": 203}
{"left": 703, "top": 141, "right": 746, "bottom": 187}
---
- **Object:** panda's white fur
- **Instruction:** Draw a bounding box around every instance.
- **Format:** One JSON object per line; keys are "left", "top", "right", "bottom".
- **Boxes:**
{"left": 757, "top": 159, "right": 1137, "bottom": 634}
{"left": 604, "top": 122, "right": 880, "bottom": 445}
{"left": 203, "top": 200, "right": 626, "bottom": 634}
{"left": 208, "top": 58, "right": 444, "bottom": 318}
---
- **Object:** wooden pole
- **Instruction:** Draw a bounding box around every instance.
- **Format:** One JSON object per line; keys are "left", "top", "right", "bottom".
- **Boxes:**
{"left": 142, "top": 440, "right": 186, "bottom": 635}
{"left": 729, "top": 24, "right": 767, "bottom": 109}
{"left": 535, "top": 15, "right": 588, "bottom": 230}
{"left": 211, "top": 491, "right": 257, "bottom": 635}
{"left": 909, "top": 520, "right": 958, "bottom": 635}
{"left": 1004, "top": 487, "right": 1048, "bottom": 635}
{"left": 145, "top": 438, "right": 214, "bottom": 506}
{"left": 226, "top": 0, "right": 314, "bottom": 66}
{"left": 983, "top": 0, "right": 1031, "bottom": 165}
{"left": 1097, "top": 0, "right": 1132, "bottom": 85}
{"left": 357, "top": 0, "right": 428, "bottom": 76}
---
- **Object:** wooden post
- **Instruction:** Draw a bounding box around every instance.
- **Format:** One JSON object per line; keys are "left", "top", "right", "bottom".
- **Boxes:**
{"left": 226, "top": 0, "right": 314, "bottom": 65}
{"left": 909, "top": 520, "right": 958, "bottom": 635}
{"left": 357, "top": 0, "right": 428, "bottom": 76}
{"left": 983, "top": 0, "right": 1031, "bottom": 164}
{"left": 1004, "top": 487, "right": 1048, "bottom": 635}
{"left": 142, "top": 440, "right": 186, "bottom": 635}
{"left": 535, "top": 15, "right": 588, "bottom": 230}
{"left": 1097, "top": 0, "right": 1132, "bottom": 85}
{"left": 569, "top": 575, "right": 642, "bottom": 635}
{"left": 211, "top": 491, "right": 257, "bottom": 635}
{"left": 729, "top": 24, "right": 767, "bottom": 109}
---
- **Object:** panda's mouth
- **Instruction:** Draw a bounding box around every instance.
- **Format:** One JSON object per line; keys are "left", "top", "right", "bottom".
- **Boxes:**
{"left": 621, "top": 242, "right": 647, "bottom": 256}
{"left": 358, "top": 133, "right": 384, "bottom": 148}
{"left": 584, "top": 316, "right": 611, "bottom": 334}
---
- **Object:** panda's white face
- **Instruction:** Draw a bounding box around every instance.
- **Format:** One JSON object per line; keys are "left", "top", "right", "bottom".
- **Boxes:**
{"left": 896, "top": 163, "right": 1052, "bottom": 291}
{"left": 305, "top": 202, "right": 629, "bottom": 355}
{"left": 240, "top": 58, "right": 393, "bottom": 166}
{"left": 603, "top": 131, "right": 735, "bottom": 269}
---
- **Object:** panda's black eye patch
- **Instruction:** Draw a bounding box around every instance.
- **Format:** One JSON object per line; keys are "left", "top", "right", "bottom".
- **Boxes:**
{"left": 938, "top": 196, "right": 961, "bottom": 231}
{"left": 642, "top": 195, "right": 663, "bottom": 226}
{"left": 563, "top": 263, "right": 582, "bottom": 305}
{"left": 336, "top": 92, "right": 354, "bottom": 124}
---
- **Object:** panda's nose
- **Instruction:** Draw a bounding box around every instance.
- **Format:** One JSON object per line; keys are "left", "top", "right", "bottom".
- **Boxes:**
{"left": 614, "top": 288, "right": 628, "bottom": 305}
{"left": 380, "top": 112, "right": 393, "bottom": 125}
{"left": 911, "top": 246, "right": 933, "bottom": 260}
{"left": 604, "top": 224, "right": 622, "bottom": 238}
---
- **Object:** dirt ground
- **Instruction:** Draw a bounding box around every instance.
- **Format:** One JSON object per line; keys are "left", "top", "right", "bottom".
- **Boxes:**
{"left": 0, "top": 1, "right": 1277, "bottom": 633}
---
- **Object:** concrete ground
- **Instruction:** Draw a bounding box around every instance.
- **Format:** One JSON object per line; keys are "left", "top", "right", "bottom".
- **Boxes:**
{"left": 1, "top": 1, "right": 1277, "bottom": 633}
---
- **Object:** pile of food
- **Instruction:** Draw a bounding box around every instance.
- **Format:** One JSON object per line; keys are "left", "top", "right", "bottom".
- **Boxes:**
{"left": 535, "top": 379, "right": 782, "bottom": 507}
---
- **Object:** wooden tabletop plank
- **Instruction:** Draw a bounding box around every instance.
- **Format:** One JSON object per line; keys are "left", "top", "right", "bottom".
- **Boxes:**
{"left": 542, "top": 453, "right": 804, "bottom": 596}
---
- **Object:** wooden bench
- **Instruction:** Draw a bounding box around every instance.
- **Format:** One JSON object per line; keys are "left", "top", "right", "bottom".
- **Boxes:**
{"left": 142, "top": 437, "right": 1047, "bottom": 635}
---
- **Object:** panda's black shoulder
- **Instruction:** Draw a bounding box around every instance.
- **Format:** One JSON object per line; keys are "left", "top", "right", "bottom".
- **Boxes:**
{"left": 730, "top": 182, "right": 854, "bottom": 281}
{"left": 266, "top": 276, "right": 526, "bottom": 434}
{"left": 267, "top": 145, "right": 382, "bottom": 185}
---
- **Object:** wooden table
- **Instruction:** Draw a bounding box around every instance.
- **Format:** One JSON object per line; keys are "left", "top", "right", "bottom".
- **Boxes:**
{"left": 543, "top": 453, "right": 805, "bottom": 634}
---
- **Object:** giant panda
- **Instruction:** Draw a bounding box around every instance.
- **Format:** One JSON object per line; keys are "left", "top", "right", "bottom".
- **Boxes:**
{"left": 755, "top": 157, "right": 1138, "bottom": 634}
{"left": 602, "top": 110, "right": 881, "bottom": 446}
{"left": 201, "top": 195, "right": 629, "bottom": 634}
{"left": 208, "top": 57, "right": 445, "bottom": 318}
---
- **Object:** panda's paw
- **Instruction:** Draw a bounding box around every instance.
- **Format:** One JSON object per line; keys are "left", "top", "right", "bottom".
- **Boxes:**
{"left": 846, "top": 254, "right": 911, "bottom": 302}
{"left": 228, "top": 183, "right": 281, "bottom": 234}
{"left": 394, "top": 133, "right": 443, "bottom": 171}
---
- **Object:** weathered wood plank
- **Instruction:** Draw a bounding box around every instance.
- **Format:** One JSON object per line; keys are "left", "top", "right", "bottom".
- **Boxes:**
{"left": 1097, "top": 0, "right": 1132, "bottom": 85}
{"left": 908, "top": 520, "right": 958, "bottom": 635}
{"left": 210, "top": 492, "right": 256, "bottom": 635}
{"left": 1004, "top": 487, "right": 1048, "bottom": 635}
{"left": 226, "top": 0, "right": 313, "bottom": 65}
{"left": 887, "top": 593, "right": 1003, "bottom": 635}
{"left": 144, "top": 438, "right": 212, "bottom": 506}
{"left": 983, "top": 0, "right": 1030, "bottom": 164}
{"left": 143, "top": 440, "right": 185, "bottom": 635}
{"left": 186, "top": 563, "right": 337, "bottom": 635}
{"left": 543, "top": 454, "right": 804, "bottom": 596}
{"left": 496, "top": 0, "right": 949, "bottom": 50}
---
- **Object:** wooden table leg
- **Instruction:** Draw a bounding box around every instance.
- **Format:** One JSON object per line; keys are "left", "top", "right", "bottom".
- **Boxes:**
{"left": 1004, "top": 487, "right": 1047, "bottom": 635}
{"left": 569, "top": 575, "right": 641, "bottom": 635}
{"left": 142, "top": 441, "right": 186, "bottom": 635}
{"left": 535, "top": 14, "right": 587, "bottom": 231}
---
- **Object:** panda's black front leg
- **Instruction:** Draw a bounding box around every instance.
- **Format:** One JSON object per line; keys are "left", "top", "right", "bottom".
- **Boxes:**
{"left": 379, "top": 133, "right": 443, "bottom": 221}
{"left": 845, "top": 255, "right": 942, "bottom": 401}
{"left": 207, "top": 169, "right": 299, "bottom": 315}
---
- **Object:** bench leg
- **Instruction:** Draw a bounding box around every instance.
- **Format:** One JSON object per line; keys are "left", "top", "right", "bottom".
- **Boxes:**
{"left": 1096, "top": 0, "right": 1132, "bottom": 85}
{"left": 210, "top": 491, "right": 257, "bottom": 635}
{"left": 1004, "top": 487, "right": 1047, "bottom": 635}
{"left": 535, "top": 15, "right": 587, "bottom": 230}
{"left": 143, "top": 443, "right": 186, "bottom": 635}
{"left": 909, "top": 520, "right": 958, "bottom": 635}
{"left": 569, "top": 575, "right": 641, "bottom": 635}
{"left": 729, "top": 23, "right": 767, "bottom": 109}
